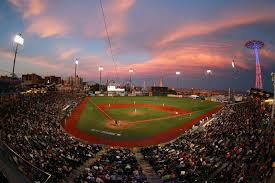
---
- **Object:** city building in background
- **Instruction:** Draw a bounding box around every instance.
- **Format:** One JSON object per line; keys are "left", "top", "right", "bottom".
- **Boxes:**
{"left": 45, "top": 76, "right": 62, "bottom": 84}
{"left": 65, "top": 76, "right": 83, "bottom": 86}
{"left": 22, "top": 73, "right": 44, "bottom": 85}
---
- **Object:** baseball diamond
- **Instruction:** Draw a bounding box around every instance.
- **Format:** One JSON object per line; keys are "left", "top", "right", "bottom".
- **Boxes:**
{"left": 63, "top": 96, "right": 222, "bottom": 147}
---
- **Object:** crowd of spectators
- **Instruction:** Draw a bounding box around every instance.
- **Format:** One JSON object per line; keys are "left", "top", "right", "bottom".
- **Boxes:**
{"left": 141, "top": 101, "right": 273, "bottom": 182}
{"left": 0, "top": 91, "right": 273, "bottom": 183}
{"left": 0, "top": 171, "right": 9, "bottom": 183}
{"left": 0, "top": 92, "right": 102, "bottom": 182}
{"left": 75, "top": 148, "right": 148, "bottom": 183}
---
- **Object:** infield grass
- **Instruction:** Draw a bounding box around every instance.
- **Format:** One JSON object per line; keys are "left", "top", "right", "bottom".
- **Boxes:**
{"left": 104, "top": 107, "right": 170, "bottom": 122}
{"left": 76, "top": 96, "right": 220, "bottom": 140}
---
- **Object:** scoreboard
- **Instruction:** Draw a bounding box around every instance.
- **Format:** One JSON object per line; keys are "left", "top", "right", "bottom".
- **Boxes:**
{"left": 151, "top": 86, "right": 168, "bottom": 96}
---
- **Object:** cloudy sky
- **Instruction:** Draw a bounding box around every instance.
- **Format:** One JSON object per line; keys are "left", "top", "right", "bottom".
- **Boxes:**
{"left": 0, "top": 0, "right": 275, "bottom": 91}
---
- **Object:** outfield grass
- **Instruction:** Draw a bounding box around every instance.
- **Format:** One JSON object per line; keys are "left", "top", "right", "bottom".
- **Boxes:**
{"left": 104, "top": 107, "right": 170, "bottom": 122}
{"left": 76, "top": 96, "right": 220, "bottom": 140}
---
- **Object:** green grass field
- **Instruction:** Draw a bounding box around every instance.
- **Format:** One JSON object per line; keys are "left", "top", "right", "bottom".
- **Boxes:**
{"left": 105, "top": 107, "right": 170, "bottom": 122}
{"left": 76, "top": 96, "right": 220, "bottom": 140}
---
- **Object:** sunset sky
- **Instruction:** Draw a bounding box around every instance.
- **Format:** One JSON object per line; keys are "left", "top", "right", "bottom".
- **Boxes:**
{"left": 0, "top": 0, "right": 275, "bottom": 91}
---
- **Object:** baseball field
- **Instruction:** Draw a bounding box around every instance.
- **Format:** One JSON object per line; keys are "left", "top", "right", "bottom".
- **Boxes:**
{"left": 64, "top": 96, "right": 222, "bottom": 147}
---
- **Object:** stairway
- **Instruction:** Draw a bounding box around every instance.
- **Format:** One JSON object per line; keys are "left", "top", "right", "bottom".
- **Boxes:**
{"left": 133, "top": 148, "right": 162, "bottom": 183}
{"left": 65, "top": 146, "right": 108, "bottom": 183}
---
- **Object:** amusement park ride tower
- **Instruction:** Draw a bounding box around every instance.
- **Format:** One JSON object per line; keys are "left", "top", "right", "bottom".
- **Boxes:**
{"left": 245, "top": 40, "right": 264, "bottom": 89}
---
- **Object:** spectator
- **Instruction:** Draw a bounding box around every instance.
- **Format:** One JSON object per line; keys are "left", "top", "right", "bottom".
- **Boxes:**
{"left": 141, "top": 101, "right": 273, "bottom": 182}
{"left": 76, "top": 148, "right": 148, "bottom": 183}
{"left": 0, "top": 92, "right": 102, "bottom": 182}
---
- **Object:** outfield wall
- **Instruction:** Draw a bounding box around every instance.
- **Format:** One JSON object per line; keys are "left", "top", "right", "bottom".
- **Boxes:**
{"left": 167, "top": 94, "right": 183, "bottom": 98}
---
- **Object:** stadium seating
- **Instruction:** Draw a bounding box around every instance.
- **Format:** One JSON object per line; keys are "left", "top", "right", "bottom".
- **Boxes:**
{"left": 0, "top": 93, "right": 102, "bottom": 182}
{"left": 75, "top": 148, "right": 148, "bottom": 183}
{"left": 0, "top": 171, "right": 9, "bottom": 183}
{"left": 141, "top": 102, "right": 273, "bottom": 182}
{"left": 0, "top": 92, "right": 273, "bottom": 182}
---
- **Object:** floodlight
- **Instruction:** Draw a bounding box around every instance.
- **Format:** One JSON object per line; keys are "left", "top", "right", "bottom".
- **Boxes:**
{"left": 206, "top": 69, "right": 212, "bottom": 74}
{"left": 129, "top": 68, "right": 134, "bottom": 73}
{"left": 14, "top": 34, "right": 24, "bottom": 45}
{"left": 75, "top": 60, "right": 79, "bottom": 65}
{"left": 232, "top": 61, "right": 235, "bottom": 68}
{"left": 176, "top": 71, "right": 181, "bottom": 75}
{"left": 11, "top": 34, "right": 24, "bottom": 78}
{"left": 98, "top": 66, "right": 104, "bottom": 71}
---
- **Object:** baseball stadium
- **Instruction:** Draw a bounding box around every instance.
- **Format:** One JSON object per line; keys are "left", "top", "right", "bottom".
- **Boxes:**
{"left": 0, "top": 1, "right": 274, "bottom": 183}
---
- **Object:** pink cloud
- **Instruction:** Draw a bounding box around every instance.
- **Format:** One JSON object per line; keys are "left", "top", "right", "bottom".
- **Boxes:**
{"left": 0, "top": 48, "right": 58, "bottom": 70}
{"left": 261, "top": 49, "right": 275, "bottom": 59}
{"left": 101, "top": 0, "right": 135, "bottom": 37}
{"left": 26, "top": 16, "right": 69, "bottom": 38}
{"left": 9, "top": 0, "right": 69, "bottom": 38}
{"left": 70, "top": 41, "right": 253, "bottom": 79}
{"left": 255, "top": 48, "right": 275, "bottom": 68}
{"left": 158, "top": 11, "right": 275, "bottom": 46}
{"left": 9, "top": 0, "right": 21, "bottom": 7}
{"left": 9, "top": 0, "right": 46, "bottom": 18}
{"left": 117, "top": 46, "right": 252, "bottom": 78}
{"left": 58, "top": 48, "right": 80, "bottom": 61}
{"left": 9, "top": 0, "right": 135, "bottom": 39}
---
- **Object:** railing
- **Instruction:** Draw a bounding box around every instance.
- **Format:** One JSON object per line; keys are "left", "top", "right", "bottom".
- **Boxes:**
{"left": 0, "top": 142, "right": 51, "bottom": 183}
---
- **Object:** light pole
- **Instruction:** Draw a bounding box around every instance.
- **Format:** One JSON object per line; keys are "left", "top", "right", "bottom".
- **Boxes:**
{"left": 206, "top": 69, "right": 212, "bottom": 75}
{"left": 129, "top": 68, "right": 134, "bottom": 90}
{"left": 176, "top": 71, "right": 181, "bottom": 89}
{"left": 98, "top": 66, "right": 104, "bottom": 92}
{"left": 75, "top": 59, "right": 79, "bottom": 78}
{"left": 271, "top": 72, "right": 275, "bottom": 119}
{"left": 205, "top": 69, "right": 213, "bottom": 92}
{"left": 74, "top": 59, "right": 79, "bottom": 86}
{"left": 232, "top": 60, "right": 235, "bottom": 70}
{"left": 12, "top": 34, "right": 24, "bottom": 78}
{"left": 230, "top": 60, "right": 237, "bottom": 102}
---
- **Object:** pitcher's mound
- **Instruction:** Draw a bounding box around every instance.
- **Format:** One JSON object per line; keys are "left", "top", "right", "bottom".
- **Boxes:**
{"left": 128, "top": 111, "right": 144, "bottom": 116}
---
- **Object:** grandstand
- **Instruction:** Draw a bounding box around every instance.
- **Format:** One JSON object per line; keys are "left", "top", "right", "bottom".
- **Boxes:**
{"left": 0, "top": 91, "right": 273, "bottom": 182}
{"left": 0, "top": 1, "right": 275, "bottom": 183}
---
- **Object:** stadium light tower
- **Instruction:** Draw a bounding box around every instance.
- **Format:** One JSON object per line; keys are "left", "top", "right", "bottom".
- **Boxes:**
{"left": 129, "top": 68, "right": 134, "bottom": 87}
{"left": 205, "top": 69, "right": 213, "bottom": 90}
{"left": 98, "top": 66, "right": 104, "bottom": 92}
{"left": 245, "top": 40, "right": 264, "bottom": 89}
{"left": 12, "top": 34, "right": 24, "bottom": 78}
{"left": 206, "top": 69, "right": 212, "bottom": 75}
{"left": 74, "top": 59, "right": 79, "bottom": 78}
{"left": 176, "top": 71, "right": 181, "bottom": 89}
{"left": 232, "top": 60, "right": 235, "bottom": 69}
{"left": 271, "top": 72, "right": 275, "bottom": 119}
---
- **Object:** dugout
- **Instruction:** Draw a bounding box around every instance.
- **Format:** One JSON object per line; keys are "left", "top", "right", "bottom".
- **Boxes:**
{"left": 151, "top": 86, "right": 168, "bottom": 96}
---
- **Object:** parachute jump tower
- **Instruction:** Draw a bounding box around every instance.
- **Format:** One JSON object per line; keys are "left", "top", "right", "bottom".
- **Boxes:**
{"left": 245, "top": 40, "right": 264, "bottom": 89}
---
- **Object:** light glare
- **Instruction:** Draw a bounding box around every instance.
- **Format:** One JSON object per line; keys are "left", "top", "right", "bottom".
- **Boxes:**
{"left": 98, "top": 66, "right": 104, "bottom": 71}
{"left": 232, "top": 61, "right": 235, "bottom": 68}
{"left": 14, "top": 34, "right": 24, "bottom": 45}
